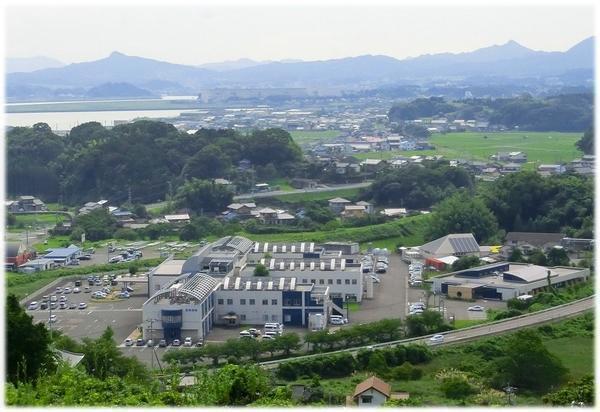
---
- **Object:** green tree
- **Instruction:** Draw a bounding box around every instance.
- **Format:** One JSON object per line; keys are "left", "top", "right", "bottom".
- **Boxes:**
{"left": 366, "top": 352, "right": 388, "bottom": 375}
{"left": 547, "top": 247, "right": 570, "bottom": 266}
{"left": 527, "top": 249, "right": 548, "bottom": 266}
{"left": 440, "top": 376, "right": 476, "bottom": 399}
{"left": 274, "top": 333, "right": 301, "bottom": 356}
{"left": 6, "top": 294, "right": 55, "bottom": 384}
{"left": 253, "top": 264, "right": 269, "bottom": 276}
{"left": 427, "top": 192, "right": 499, "bottom": 243}
{"left": 73, "top": 208, "right": 118, "bottom": 241}
{"left": 451, "top": 255, "right": 481, "bottom": 271}
{"left": 183, "top": 144, "right": 232, "bottom": 179}
{"left": 175, "top": 178, "right": 233, "bottom": 214}
{"left": 493, "top": 329, "right": 568, "bottom": 391}
{"left": 508, "top": 247, "right": 525, "bottom": 262}
{"left": 542, "top": 375, "right": 594, "bottom": 406}
{"left": 576, "top": 127, "right": 594, "bottom": 155}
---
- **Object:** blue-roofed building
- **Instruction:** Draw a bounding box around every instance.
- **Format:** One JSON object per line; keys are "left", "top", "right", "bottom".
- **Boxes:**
{"left": 43, "top": 245, "right": 81, "bottom": 265}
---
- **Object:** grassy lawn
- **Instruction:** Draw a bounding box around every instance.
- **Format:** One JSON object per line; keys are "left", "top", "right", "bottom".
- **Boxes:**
{"left": 239, "top": 214, "right": 430, "bottom": 248}
{"left": 543, "top": 336, "right": 594, "bottom": 379}
{"left": 11, "top": 213, "right": 65, "bottom": 227}
{"left": 289, "top": 130, "right": 341, "bottom": 145}
{"left": 31, "top": 235, "right": 72, "bottom": 252}
{"left": 273, "top": 187, "right": 362, "bottom": 204}
{"left": 344, "top": 302, "right": 360, "bottom": 312}
{"left": 268, "top": 178, "right": 295, "bottom": 192}
{"left": 352, "top": 131, "right": 583, "bottom": 165}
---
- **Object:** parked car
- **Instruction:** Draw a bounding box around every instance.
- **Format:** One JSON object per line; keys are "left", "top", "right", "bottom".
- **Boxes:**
{"left": 195, "top": 341, "right": 204, "bottom": 347}
{"left": 28, "top": 301, "right": 39, "bottom": 310}
{"left": 50, "top": 302, "right": 58, "bottom": 309}
{"left": 184, "top": 337, "right": 193, "bottom": 347}
{"left": 48, "top": 314, "right": 57, "bottom": 323}
{"left": 158, "top": 339, "right": 167, "bottom": 348}
{"left": 78, "top": 302, "right": 87, "bottom": 309}
{"left": 69, "top": 302, "right": 77, "bottom": 309}
{"left": 119, "top": 292, "right": 130, "bottom": 299}
{"left": 78, "top": 255, "right": 92, "bottom": 260}
{"left": 73, "top": 287, "right": 81, "bottom": 293}
{"left": 64, "top": 287, "right": 72, "bottom": 294}
{"left": 262, "top": 335, "right": 274, "bottom": 340}
{"left": 55, "top": 287, "right": 62, "bottom": 293}
{"left": 429, "top": 334, "right": 445, "bottom": 344}
{"left": 468, "top": 305, "right": 485, "bottom": 312}
{"left": 74, "top": 280, "right": 82, "bottom": 287}
{"left": 42, "top": 295, "right": 49, "bottom": 302}
{"left": 124, "top": 338, "right": 133, "bottom": 346}
{"left": 136, "top": 339, "right": 145, "bottom": 346}
{"left": 84, "top": 287, "right": 91, "bottom": 293}
{"left": 109, "top": 256, "right": 123, "bottom": 264}
{"left": 40, "top": 302, "right": 48, "bottom": 310}
{"left": 172, "top": 339, "right": 181, "bottom": 347}
{"left": 146, "top": 340, "right": 154, "bottom": 347}
{"left": 59, "top": 295, "right": 67, "bottom": 302}
{"left": 239, "top": 330, "right": 253, "bottom": 338}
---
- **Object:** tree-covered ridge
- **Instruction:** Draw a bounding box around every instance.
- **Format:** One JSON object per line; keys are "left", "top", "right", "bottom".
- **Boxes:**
{"left": 388, "top": 93, "right": 593, "bottom": 132}
{"left": 6, "top": 121, "right": 303, "bottom": 204}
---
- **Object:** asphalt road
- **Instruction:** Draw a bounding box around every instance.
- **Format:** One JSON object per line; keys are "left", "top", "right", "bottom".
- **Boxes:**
{"left": 259, "top": 296, "right": 594, "bottom": 368}
{"left": 233, "top": 182, "right": 372, "bottom": 200}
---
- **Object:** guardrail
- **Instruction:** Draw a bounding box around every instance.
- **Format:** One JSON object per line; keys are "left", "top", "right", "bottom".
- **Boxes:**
{"left": 259, "top": 295, "right": 594, "bottom": 367}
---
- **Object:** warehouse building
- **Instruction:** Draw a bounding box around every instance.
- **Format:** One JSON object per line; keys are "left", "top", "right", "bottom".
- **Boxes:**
{"left": 142, "top": 236, "right": 371, "bottom": 341}
{"left": 143, "top": 273, "right": 220, "bottom": 342}
{"left": 430, "top": 262, "right": 590, "bottom": 301}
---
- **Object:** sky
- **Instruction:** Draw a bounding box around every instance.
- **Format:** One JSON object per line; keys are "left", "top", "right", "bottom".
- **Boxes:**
{"left": 5, "top": 2, "right": 596, "bottom": 66}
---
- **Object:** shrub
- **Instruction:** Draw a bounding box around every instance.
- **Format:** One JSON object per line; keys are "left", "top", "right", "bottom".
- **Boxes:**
{"left": 440, "top": 376, "right": 476, "bottom": 399}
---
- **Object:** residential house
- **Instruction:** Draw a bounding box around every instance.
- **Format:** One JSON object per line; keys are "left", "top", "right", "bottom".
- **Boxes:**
{"left": 355, "top": 201, "right": 374, "bottom": 214}
{"left": 79, "top": 199, "right": 109, "bottom": 215}
{"left": 502, "top": 232, "right": 566, "bottom": 257}
{"left": 380, "top": 208, "right": 407, "bottom": 218}
{"left": 164, "top": 214, "right": 191, "bottom": 224}
{"left": 492, "top": 151, "right": 527, "bottom": 163}
{"left": 500, "top": 163, "right": 522, "bottom": 174}
{"left": 290, "top": 178, "right": 318, "bottom": 189}
{"left": 351, "top": 376, "right": 409, "bottom": 407}
{"left": 334, "top": 162, "right": 361, "bottom": 175}
{"left": 328, "top": 197, "right": 352, "bottom": 214}
{"left": 569, "top": 155, "right": 594, "bottom": 176}
{"left": 537, "top": 164, "right": 566, "bottom": 177}
{"left": 6, "top": 196, "right": 47, "bottom": 212}
{"left": 360, "top": 159, "right": 387, "bottom": 173}
{"left": 256, "top": 208, "right": 296, "bottom": 225}
{"left": 341, "top": 205, "right": 367, "bottom": 219}
{"left": 254, "top": 183, "right": 271, "bottom": 192}
{"left": 227, "top": 203, "right": 257, "bottom": 217}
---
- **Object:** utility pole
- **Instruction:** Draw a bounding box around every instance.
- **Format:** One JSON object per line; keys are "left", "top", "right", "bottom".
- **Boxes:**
{"left": 128, "top": 185, "right": 132, "bottom": 206}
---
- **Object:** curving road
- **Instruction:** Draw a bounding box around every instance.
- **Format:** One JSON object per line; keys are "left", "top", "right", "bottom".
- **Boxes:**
{"left": 260, "top": 296, "right": 594, "bottom": 368}
{"left": 233, "top": 182, "right": 372, "bottom": 200}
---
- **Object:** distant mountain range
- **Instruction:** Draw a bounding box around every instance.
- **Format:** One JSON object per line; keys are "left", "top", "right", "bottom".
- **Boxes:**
{"left": 6, "top": 37, "right": 594, "bottom": 100}
{"left": 6, "top": 56, "right": 64, "bottom": 73}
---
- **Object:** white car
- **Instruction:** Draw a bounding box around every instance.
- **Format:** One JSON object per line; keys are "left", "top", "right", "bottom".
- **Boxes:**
{"left": 429, "top": 334, "right": 444, "bottom": 344}
{"left": 64, "top": 287, "right": 72, "bottom": 294}
{"left": 48, "top": 314, "right": 57, "bottom": 323}
{"left": 468, "top": 305, "right": 485, "bottom": 312}
{"left": 28, "top": 301, "right": 39, "bottom": 310}
{"left": 78, "top": 302, "right": 87, "bottom": 309}
{"left": 73, "top": 287, "right": 81, "bottom": 293}
{"left": 124, "top": 338, "right": 134, "bottom": 346}
{"left": 184, "top": 337, "right": 193, "bottom": 347}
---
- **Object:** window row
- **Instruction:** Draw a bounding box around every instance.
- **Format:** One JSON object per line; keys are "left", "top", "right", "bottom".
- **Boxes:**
{"left": 217, "top": 298, "right": 278, "bottom": 306}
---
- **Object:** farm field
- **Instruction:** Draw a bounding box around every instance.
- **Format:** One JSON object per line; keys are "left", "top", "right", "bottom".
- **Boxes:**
{"left": 353, "top": 131, "right": 583, "bottom": 165}
{"left": 272, "top": 187, "right": 362, "bottom": 204}
{"left": 289, "top": 130, "right": 341, "bottom": 145}
{"left": 239, "top": 214, "right": 430, "bottom": 248}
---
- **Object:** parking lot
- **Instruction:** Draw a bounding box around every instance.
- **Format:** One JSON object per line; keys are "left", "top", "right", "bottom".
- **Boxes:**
{"left": 25, "top": 277, "right": 147, "bottom": 342}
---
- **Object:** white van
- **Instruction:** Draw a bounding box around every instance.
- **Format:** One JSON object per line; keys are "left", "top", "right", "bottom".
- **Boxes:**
{"left": 239, "top": 330, "right": 253, "bottom": 338}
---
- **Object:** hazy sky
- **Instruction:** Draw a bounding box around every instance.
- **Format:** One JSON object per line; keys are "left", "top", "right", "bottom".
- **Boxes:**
{"left": 6, "top": 3, "right": 595, "bottom": 65}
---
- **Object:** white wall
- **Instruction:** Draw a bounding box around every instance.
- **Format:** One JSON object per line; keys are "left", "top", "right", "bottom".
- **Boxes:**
{"left": 357, "top": 389, "right": 388, "bottom": 407}
{"left": 214, "top": 289, "right": 282, "bottom": 325}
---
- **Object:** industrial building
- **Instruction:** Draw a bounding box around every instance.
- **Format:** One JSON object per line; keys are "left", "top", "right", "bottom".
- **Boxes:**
{"left": 142, "top": 236, "right": 368, "bottom": 342}
{"left": 430, "top": 262, "right": 590, "bottom": 301}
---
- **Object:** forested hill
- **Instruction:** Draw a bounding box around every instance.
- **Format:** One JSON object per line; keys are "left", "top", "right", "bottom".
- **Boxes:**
{"left": 6, "top": 122, "right": 303, "bottom": 204}
{"left": 388, "top": 93, "right": 593, "bottom": 132}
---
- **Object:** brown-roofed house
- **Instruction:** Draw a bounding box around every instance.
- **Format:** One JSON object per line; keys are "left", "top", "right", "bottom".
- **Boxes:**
{"left": 352, "top": 376, "right": 391, "bottom": 407}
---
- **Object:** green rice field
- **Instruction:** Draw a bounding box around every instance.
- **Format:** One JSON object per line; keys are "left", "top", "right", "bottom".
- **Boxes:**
{"left": 353, "top": 131, "right": 583, "bottom": 165}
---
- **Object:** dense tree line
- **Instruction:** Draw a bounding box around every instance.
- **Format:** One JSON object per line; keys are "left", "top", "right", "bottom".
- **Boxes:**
{"left": 7, "top": 122, "right": 303, "bottom": 204}
{"left": 480, "top": 171, "right": 593, "bottom": 237}
{"left": 365, "top": 163, "right": 473, "bottom": 210}
{"left": 388, "top": 93, "right": 593, "bottom": 132}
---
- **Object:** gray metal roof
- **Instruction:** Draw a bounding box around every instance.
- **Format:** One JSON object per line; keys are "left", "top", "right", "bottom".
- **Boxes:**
{"left": 146, "top": 273, "right": 221, "bottom": 304}
{"left": 448, "top": 236, "right": 480, "bottom": 254}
